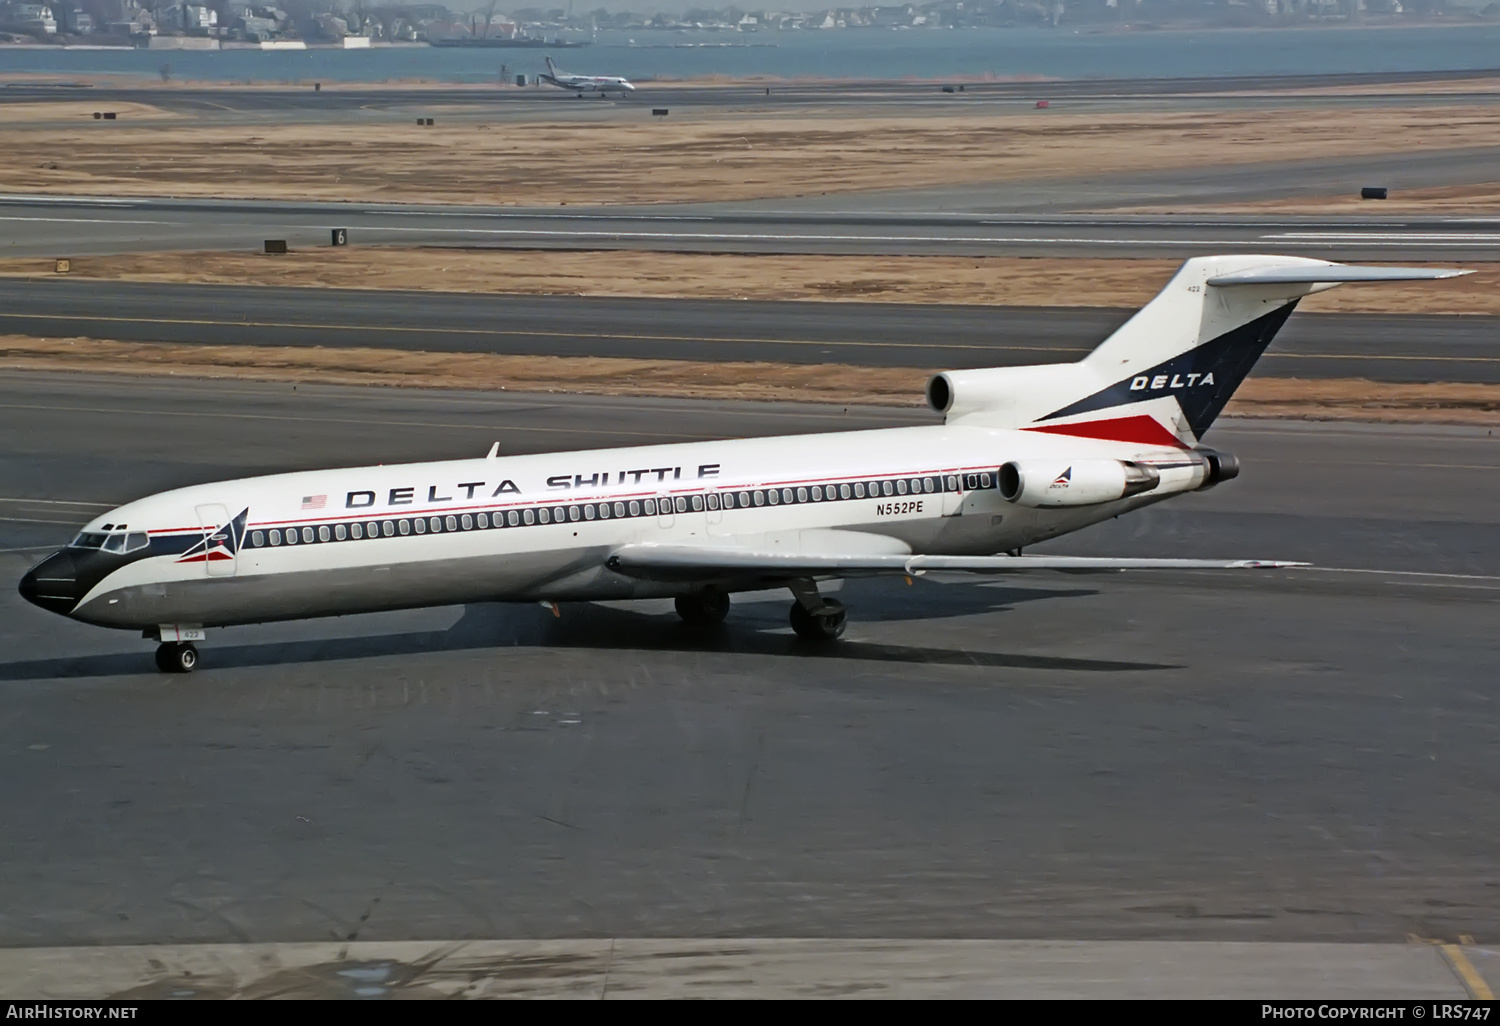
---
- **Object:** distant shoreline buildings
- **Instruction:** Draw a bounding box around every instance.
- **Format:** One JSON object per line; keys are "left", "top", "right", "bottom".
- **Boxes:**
{"left": 2, "top": 0, "right": 1497, "bottom": 49}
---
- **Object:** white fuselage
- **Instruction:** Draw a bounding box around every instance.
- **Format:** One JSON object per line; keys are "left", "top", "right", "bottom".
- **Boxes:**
{"left": 40, "top": 422, "right": 1201, "bottom": 632}
{"left": 546, "top": 73, "right": 633, "bottom": 94}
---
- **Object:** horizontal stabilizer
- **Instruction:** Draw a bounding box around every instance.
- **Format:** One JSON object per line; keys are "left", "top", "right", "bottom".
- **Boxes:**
{"left": 607, "top": 544, "right": 1306, "bottom": 581}
{"left": 951, "top": 255, "right": 1478, "bottom": 441}
{"left": 1206, "top": 265, "right": 1471, "bottom": 286}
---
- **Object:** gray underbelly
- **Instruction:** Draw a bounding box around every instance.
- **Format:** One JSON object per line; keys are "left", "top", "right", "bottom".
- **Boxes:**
{"left": 71, "top": 504, "right": 1148, "bottom": 630}
{"left": 74, "top": 546, "right": 649, "bottom": 629}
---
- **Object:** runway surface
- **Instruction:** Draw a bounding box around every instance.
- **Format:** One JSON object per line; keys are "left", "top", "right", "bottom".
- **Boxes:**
{"left": 7, "top": 193, "right": 1500, "bottom": 258}
{"left": 4, "top": 66, "right": 1500, "bottom": 112}
{"left": 2, "top": 373, "right": 1498, "bottom": 953}
{"left": 1, "top": 278, "right": 1495, "bottom": 382}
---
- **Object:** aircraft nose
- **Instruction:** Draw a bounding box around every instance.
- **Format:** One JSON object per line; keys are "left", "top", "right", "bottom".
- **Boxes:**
{"left": 17, "top": 566, "right": 36, "bottom": 602}
{"left": 18, "top": 551, "right": 80, "bottom": 616}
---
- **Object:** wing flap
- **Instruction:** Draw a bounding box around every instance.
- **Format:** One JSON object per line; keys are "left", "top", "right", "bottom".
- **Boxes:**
{"left": 606, "top": 544, "right": 1306, "bottom": 581}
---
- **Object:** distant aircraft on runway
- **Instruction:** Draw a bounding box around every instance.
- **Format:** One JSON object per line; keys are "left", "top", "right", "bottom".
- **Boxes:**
{"left": 19, "top": 256, "right": 1468, "bottom": 673}
{"left": 540, "top": 56, "right": 634, "bottom": 97}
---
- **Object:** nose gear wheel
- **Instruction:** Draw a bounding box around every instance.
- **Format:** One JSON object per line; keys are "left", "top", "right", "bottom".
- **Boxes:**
{"left": 155, "top": 642, "right": 198, "bottom": 674}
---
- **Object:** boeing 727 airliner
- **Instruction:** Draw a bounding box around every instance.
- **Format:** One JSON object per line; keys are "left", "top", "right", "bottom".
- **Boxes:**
{"left": 19, "top": 256, "right": 1466, "bottom": 672}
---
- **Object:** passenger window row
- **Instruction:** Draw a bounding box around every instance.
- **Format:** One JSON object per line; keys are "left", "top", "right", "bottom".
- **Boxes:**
{"left": 243, "top": 472, "right": 995, "bottom": 550}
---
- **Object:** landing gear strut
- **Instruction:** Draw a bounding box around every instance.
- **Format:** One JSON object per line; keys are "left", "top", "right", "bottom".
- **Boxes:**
{"left": 154, "top": 642, "right": 198, "bottom": 674}
{"left": 788, "top": 579, "right": 846, "bottom": 641}
{"left": 675, "top": 587, "right": 730, "bottom": 626}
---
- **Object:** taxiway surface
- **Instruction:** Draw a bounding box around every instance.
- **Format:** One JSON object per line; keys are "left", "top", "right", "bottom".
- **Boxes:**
{"left": 1, "top": 279, "right": 1495, "bottom": 383}
{"left": 2, "top": 373, "right": 1497, "bottom": 949}
{"left": 6, "top": 194, "right": 1500, "bottom": 258}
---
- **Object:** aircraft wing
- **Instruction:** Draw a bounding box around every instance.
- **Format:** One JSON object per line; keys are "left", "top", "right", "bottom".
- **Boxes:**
{"left": 605, "top": 543, "right": 1305, "bottom": 582}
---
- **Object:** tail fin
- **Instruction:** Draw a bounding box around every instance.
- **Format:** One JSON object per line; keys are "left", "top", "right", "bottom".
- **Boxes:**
{"left": 930, "top": 256, "right": 1468, "bottom": 446}
{"left": 545, "top": 56, "right": 558, "bottom": 76}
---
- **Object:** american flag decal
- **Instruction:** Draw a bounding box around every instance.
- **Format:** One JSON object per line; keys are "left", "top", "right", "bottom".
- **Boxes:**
{"left": 301, "top": 495, "right": 327, "bottom": 510}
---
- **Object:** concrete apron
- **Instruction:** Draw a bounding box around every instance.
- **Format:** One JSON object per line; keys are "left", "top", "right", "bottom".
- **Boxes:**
{"left": 0, "top": 938, "right": 1493, "bottom": 999}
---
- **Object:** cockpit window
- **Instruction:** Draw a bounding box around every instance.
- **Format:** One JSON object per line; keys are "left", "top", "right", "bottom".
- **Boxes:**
{"left": 72, "top": 531, "right": 149, "bottom": 554}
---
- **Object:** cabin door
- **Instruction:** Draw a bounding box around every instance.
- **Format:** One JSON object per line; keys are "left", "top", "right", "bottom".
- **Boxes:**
{"left": 195, "top": 503, "right": 237, "bottom": 577}
{"left": 941, "top": 474, "right": 966, "bottom": 517}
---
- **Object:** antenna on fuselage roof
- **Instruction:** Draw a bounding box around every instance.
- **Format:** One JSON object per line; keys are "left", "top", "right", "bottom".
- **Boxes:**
{"left": 486, "top": 442, "right": 500, "bottom": 459}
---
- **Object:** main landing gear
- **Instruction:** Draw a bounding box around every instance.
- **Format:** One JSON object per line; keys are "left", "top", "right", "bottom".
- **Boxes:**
{"left": 788, "top": 579, "right": 846, "bottom": 642}
{"left": 673, "top": 580, "right": 847, "bottom": 642}
{"left": 154, "top": 642, "right": 199, "bottom": 674}
{"left": 789, "top": 598, "right": 846, "bottom": 641}
{"left": 675, "top": 587, "right": 730, "bottom": 627}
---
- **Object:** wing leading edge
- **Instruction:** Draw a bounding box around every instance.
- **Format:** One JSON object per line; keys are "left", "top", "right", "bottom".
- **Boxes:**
{"left": 606, "top": 543, "right": 1306, "bottom": 582}
{"left": 1206, "top": 265, "right": 1471, "bottom": 286}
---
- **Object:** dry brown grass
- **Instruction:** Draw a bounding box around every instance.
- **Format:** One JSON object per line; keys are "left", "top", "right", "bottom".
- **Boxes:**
{"left": 5, "top": 105, "right": 1500, "bottom": 206}
{"left": 1225, "top": 378, "right": 1500, "bottom": 423}
{"left": 1216, "top": 76, "right": 1500, "bottom": 97}
{"left": 5, "top": 249, "right": 1495, "bottom": 315}
{"left": 4, "top": 335, "right": 1497, "bottom": 424}
{"left": 0, "top": 335, "right": 924, "bottom": 405}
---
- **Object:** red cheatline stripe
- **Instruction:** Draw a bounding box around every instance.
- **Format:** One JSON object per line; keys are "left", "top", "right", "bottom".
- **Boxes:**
{"left": 176, "top": 550, "right": 233, "bottom": 563}
{"left": 1024, "top": 414, "right": 1191, "bottom": 450}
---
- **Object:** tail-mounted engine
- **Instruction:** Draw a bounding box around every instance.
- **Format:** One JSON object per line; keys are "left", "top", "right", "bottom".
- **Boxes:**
{"left": 999, "top": 460, "right": 1160, "bottom": 508}
{"left": 1198, "top": 449, "right": 1240, "bottom": 489}
{"left": 998, "top": 449, "right": 1240, "bottom": 507}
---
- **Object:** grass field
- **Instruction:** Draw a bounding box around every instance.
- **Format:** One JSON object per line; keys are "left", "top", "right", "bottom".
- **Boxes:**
{"left": 3, "top": 250, "right": 1495, "bottom": 315}
{"left": 3, "top": 102, "right": 1498, "bottom": 209}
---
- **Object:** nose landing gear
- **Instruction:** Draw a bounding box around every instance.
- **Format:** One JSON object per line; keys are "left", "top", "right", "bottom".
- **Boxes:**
{"left": 154, "top": 642, "right": 199, "bottom": 674}
{"left": 149, "top": 626, "right": 205, "bottom": 673}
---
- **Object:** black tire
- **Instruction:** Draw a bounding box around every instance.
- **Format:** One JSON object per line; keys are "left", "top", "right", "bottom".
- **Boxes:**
{"left": 676, "top": 588, "right": 730, "bottom": 625}
{"left": 155, "top": 642, "right": 198, "bottom": 674}
{"left": 789, "top": 598, "right": 846, "bottom": 641}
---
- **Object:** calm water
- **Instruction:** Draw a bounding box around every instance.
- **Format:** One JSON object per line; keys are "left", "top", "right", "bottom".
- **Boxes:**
{"left": 2, "top": 25, "right": 1499, "bottom": 84}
